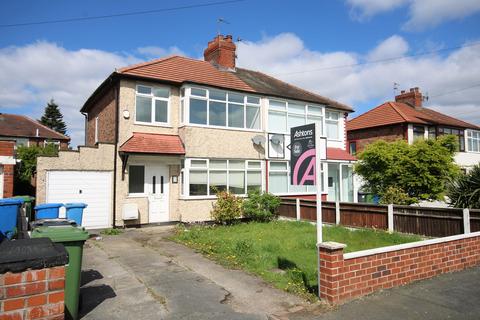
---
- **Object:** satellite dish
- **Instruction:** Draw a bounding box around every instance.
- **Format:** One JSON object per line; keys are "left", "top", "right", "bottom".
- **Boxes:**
{"left": 251, "top": 135, "right": 266, "bottom": 146}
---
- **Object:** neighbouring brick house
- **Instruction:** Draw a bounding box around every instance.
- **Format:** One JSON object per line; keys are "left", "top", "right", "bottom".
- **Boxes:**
{"left": 37, "top": 34, "right": 358, "bottom": 229}
{"left": 0, "top": 140, "right": 15, "bottom": 198}
{"left": 0, "top": 113, "right": 70, "bottom": 150}
{"left": 347, "top": 88, "right": 480, "bottom": 172}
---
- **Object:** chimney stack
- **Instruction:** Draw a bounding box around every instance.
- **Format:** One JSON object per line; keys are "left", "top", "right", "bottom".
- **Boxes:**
{"left": 395, "top": 87, "right": 423, "bottom": 109}
{"left": 204, "top": 35, "right": 236, "bottom": 70}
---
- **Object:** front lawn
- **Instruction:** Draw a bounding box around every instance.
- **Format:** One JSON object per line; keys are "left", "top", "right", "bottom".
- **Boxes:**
{"left": 172, "top": 221, "right": 422, "bottom": 299}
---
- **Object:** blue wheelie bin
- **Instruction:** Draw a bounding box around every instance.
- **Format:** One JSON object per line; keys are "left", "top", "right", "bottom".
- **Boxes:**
{"left": 34, "top": 203, "right": 63, "bottom": 220}
{"left": 65, "top": 203, "right": 88, "bottom": 226}
{"left": 0, "top": 198, "right": 24, "bottom": 240}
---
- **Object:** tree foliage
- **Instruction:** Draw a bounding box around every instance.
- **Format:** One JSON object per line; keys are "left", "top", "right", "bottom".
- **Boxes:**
{"left": 39, "top": 99, "right": 67, "bottom": 135}
{"left": 447, "top": 164, "right": 480, "bottom": 208}
{"left": 355, "top": 135, "right": 460, "bottom": 204}
{"left": 15, "top": 144, "right": 59, "bottom": 183}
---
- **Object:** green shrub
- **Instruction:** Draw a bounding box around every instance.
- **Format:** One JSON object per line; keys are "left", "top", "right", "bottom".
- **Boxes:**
{"left": 448, "top": 164, "right": 480, "bottom": 208}
{"left": 211, "top": 190, "right": 243, "bottom": 224}
{"left": 379, "top": 186, "right": 416, "bottom": 205}
{"left": 243, "top": 190, "right": 281, "bottom": 222}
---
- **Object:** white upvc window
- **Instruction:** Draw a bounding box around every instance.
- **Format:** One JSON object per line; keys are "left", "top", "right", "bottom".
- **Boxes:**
{"left": 268, "top": 160, "right": 325, "bottom": 195}
{"left": 467, "top": 130, "right": 480, "bottom": 153}
{"left": 135, "top": 84, "right": 170, "bottom": 125}
{"left": 267, "top": 99, "right": 324, "bottom": 134}
{"left": 325, "top": 110, "right": 341, "bottom": 140}
{"left": 185, "top": 159, "right": 263, "bottom": 197}
{"left": 185, "top": 87, "right": 261, "bottom": 131}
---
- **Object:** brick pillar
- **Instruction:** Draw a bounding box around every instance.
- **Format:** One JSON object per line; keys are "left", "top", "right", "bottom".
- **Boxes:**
{"left": 0, "top": 266, "right": 65, "bottom": 319}
{"left": 318, "top": 242, "right": 346, "bottom": 304}
{"left": 3, "top": 164, "right": 14, "bottom": 198}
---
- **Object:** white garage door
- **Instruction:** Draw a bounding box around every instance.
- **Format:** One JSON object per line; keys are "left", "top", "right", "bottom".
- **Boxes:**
{"left": 46, "top": 171, "right": 112, "bottom": 229}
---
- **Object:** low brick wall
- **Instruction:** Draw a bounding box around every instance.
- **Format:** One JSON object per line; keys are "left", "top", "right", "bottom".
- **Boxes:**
{"left": 319, "top": 232, "right": 480, "bottom": 304}
{"left": 0, "top": 266, "right": 65, "bottom": 319}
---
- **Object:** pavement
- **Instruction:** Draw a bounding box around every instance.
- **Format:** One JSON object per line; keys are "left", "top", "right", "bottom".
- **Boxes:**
{"left": 79, "top": 225, "right": 480, "bottom": 320}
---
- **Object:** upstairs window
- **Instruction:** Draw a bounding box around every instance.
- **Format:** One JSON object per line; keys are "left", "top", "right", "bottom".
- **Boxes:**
{"left": 187, "top": 87, "right": 261, "bottom": 130}
{"left": 135, "top": 85, "right": 170, "bottom": 124}
{"left": 268, "top": 100, "right": 324, "bottom": 134}
{"left": 325, "top": 111, "right": 340, "bottom": 140}
{"left": 467, "top": 130, "right": 480, "bottom": 152}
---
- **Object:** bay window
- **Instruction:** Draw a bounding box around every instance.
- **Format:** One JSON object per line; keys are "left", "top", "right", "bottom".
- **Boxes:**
{"left": 467, "top": 130, "right": 480, "bottom": 152}
{"left": 438, "top": 127, "right": 465, "bottom": 151}
{"left": 135, "top": 85, "right": 169, "bottom": 124}
{"left": 186, "top": 159, "right": 263, "bottom": 196}
{"left": 186, "top": 87, "right": 261, "bottom": 130}
{"left": 268, "top": 100, "right": 325, "bottom": 134}
{"left": 413, "top": 125, "right": 425, "bottom": 141}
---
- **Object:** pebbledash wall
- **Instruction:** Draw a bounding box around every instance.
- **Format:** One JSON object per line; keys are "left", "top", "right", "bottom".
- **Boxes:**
{"left": 0, "top": 266, "right": 66, "bottom": 319}
{"left": 318, "top": 231, "right": 480, "bottom": 304}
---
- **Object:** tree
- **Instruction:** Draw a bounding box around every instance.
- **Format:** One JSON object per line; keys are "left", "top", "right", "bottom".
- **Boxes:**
{"left": 39, "top": 99, "right": 67, "bottom": 135}
{"left": 355, "top": 135, "right": 460, "bottom": 204}
{"left": 14, "top": 144, "right": 58, "bottom": 195}
{"left": 447, "top": 164, "right": 480, "bottom": 208}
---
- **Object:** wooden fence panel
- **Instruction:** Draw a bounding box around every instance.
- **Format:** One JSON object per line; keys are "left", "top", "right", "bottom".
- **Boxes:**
{"left": 393, "top": 206, "right": 463, "bottom": 237}
{"left": 277, "top": 197, "right": 478, "bottom": 237}
{"left": 471, "top": 209, "right": 480, "bottom": 233}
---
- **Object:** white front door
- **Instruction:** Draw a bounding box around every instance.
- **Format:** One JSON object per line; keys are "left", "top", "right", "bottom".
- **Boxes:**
{"left": 327, "top": 163, "right": 340, "bottom": 202}
{"left": 146, "top": 165, "right": 169, "bottom": 223}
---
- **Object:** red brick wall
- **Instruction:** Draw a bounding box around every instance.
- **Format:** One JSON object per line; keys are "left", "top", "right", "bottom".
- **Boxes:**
{"left": 86, "top": 87, "right": 116, "bottom": 146}
{"left": 28, "top": 139, "right": 69, "bottom": 151}
{"left": 2, "top": 164, "right": 14, "bottom": 198}
{"left": 347, "top": 123, "right": 406, "bottom": 154}
{"left": 0, "top": 141, "right": 14, "bottom": 157}
{"left": 319, "top": 233, "right": 480, "bottom": 304}
{"left": 0, "top": 266, "right": 65, "bottom": 319}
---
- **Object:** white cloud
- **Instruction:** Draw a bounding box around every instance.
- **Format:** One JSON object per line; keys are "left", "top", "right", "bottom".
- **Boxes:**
{"left": 0, "top": 42, "right": 142, "bottom": 146}
{"left": 404, "top": 0, "right": 480, "bottom": 31}
{"left": 346, "top": 0, "right": 480, "bottom": 30}
{"left": 237, "top": 33, "right": 480, "bottom": 125}
{"left": 137, "top": 46, "right": 186, "bottom": 59}
{"left": 347, "top": 0, "right": 408, "bottom": 19}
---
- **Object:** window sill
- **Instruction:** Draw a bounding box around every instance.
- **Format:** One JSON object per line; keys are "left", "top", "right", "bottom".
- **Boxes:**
{"left": 272, "top": 192, "right": 328, "bottom": 196}
{"left": 184, "top": 123, "right": 263, "bottom": 133}
{"left": 133, "top": 122, "right": 173, "bottom": 128}
{"left": 127, "top": 194, "right": 147, "bottom": 198}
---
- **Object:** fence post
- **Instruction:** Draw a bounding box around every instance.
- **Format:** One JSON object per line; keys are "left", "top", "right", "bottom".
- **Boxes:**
{"left": 388, "top": 204, "right": 394, "bottom": 233}
{"left": 335, "top": 200, "right": 340, "bottom": 225}
{"left": 463, "top": 208, "right": 471, "bottom": 234}
{"left": 296, "top": 198, "right": 301, "bottom": 221}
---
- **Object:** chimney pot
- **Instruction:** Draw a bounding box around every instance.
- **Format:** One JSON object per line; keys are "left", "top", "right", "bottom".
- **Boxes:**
{"left": 401, "top": 90, "right": 405, "bottom": 94}
{"left": 410, "top": 88, "right": 414, "bottom": 92}
{"left": 204, "top": 34, "right": 236, "bottom": 70}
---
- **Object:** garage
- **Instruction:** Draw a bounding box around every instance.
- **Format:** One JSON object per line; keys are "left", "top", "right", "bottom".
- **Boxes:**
{"left": 46, "top": 170, "right": 113, "bottom": 229}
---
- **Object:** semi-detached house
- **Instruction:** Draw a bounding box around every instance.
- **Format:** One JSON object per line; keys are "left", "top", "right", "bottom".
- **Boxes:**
{"left": 37, "top": 35, "right": 357, "bottom": 229}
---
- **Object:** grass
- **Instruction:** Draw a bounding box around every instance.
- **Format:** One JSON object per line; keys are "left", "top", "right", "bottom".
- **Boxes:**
{"left": 100, "top": 228, "right": 123, "bottom": 236}
{"left": 172, "top": 220, "right": 423, "bottom": 300}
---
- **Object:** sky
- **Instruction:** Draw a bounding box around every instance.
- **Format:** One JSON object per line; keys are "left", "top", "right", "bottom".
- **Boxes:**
{"left": 1, "top": 0, "right": 479, "bottom": 147}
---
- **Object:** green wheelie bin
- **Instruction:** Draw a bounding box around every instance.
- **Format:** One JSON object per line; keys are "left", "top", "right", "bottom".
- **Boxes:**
{"left": 31, "top": 224, "right": 89, "bottom": 320}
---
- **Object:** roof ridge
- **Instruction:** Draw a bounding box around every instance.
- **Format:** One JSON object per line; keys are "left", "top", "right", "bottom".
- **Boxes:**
{"left": 388, "top": 102, "right": 410, "bottom": 121}
{"left": 237, "top": 67, "right": 352, "bottom": 111}
{"left": 421, "top": 107, "right": 480, "bottom": 129}
{"left": 12, "top": 114, "right": 69, "bottom": 140}
{"left": 118, "top": 55, "right": 180, "bottom": 73}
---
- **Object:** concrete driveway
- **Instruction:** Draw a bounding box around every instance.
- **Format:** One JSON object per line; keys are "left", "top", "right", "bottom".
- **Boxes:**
{"left": 79, "top": 226, "right": 480, "bottom": 320}
{"left": 79, "top": 226, "right": 312, "bottom": 319}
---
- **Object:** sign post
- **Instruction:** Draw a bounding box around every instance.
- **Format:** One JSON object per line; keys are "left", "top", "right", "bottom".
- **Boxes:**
{"left": 290, "top": 123, "right": 326, "bottom": 298}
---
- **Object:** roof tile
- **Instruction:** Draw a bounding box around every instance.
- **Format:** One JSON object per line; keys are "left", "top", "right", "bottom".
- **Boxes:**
{"left": 119, "top": 132, "right": 185, "bottom": 155}
{"left": 0, "top": 113, "right": 70, "bottom": 141}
